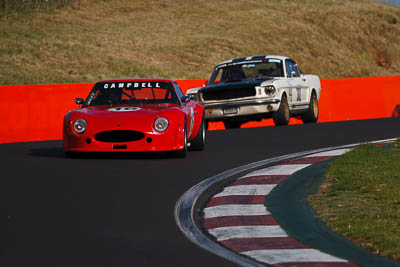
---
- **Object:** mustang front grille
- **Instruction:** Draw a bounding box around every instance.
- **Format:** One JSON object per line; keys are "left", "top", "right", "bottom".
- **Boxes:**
{"left": 202, "top": 87, "right": 256, "bottom": 101}
{"left": 94, "top": 130, "right": 145, "bottom": 143}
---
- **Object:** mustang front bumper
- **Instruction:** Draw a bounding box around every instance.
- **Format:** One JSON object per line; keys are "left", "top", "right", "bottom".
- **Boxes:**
{"left": 202, "top": 98, "right": 281, "bottom": 119}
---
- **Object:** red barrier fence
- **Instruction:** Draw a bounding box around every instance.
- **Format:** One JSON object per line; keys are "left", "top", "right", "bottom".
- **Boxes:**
{"left": 0, "top": 76, "right": 399, "bottom": 144}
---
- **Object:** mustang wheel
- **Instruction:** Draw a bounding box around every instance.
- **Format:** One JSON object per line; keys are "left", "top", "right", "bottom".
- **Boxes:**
{"left": 301, "top": 91, "right": 319, "bottom": 123}
{"left": 273, "top": 94, "right": 290, "bottom": 126}
{"left": 190, "top": 115, "right": 206, "bottom": 151}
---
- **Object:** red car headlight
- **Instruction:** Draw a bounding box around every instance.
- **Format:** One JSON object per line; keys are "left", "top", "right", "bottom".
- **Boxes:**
{"left": 154, "top": 117, "right": 169, "bottom": 132}
{"left": 73, "top": 118, "right": 87, "bottom": 134}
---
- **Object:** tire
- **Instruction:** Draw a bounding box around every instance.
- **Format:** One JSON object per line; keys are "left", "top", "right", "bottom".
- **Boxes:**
{"left": 301, "top": 91, "right": 319, "bottom": 123}
{"left": 189, "top": 115, "right": 206, "bottom": 151}
{"left": 169, "top": 119, "right": 187, "bottom": 158}
{"left": 223, "top": 120, "right": 242, "bottom": 129}
{"left": 273, "top": 93, "right": 290, "bottom": 126}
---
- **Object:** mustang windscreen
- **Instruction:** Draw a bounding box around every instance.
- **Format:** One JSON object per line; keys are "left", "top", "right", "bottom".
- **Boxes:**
{"left": 210, "top": 59, "right": 284, "bottom": 84}
{"left": 85, "top": 81, "right": 179, "bottom": 105}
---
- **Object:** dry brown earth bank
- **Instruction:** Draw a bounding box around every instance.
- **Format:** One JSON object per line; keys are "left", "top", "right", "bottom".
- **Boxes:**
{"left": 0, "top": 0, "right": 399, "bottom": 85}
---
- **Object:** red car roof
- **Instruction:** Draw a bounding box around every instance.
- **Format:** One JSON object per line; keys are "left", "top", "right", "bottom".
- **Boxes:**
{"left": 97, "top": 78, "right": 175, "bottom": 83}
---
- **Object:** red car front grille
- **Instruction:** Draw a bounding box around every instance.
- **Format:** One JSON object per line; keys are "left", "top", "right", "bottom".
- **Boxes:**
{"left": 94, "top": 130, "right": 145, "bottom": 143}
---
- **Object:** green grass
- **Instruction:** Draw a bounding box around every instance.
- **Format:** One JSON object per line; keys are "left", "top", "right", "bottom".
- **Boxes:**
{"left": 0, "top": 0, "right": 78, "bottom": 16}
{"left": 309, "top": 140, "right": 400, "bottom": 261}
{"left": 1, "top": 0, "right": 400, "bottom": 85}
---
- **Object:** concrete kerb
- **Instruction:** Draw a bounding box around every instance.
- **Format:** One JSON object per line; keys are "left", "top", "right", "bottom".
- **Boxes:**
{"left": 174, "top": 138, "right": 398, "bottom": 266}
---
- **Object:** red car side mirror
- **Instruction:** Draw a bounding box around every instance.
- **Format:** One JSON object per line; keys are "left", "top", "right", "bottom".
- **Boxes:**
{"left": 181, "top": 96, "right": 191, "bottom": 103}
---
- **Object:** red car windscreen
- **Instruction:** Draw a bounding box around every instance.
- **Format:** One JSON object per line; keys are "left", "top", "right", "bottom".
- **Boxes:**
{"left": 85, "top": 81, "right": 179, "bottom": 106}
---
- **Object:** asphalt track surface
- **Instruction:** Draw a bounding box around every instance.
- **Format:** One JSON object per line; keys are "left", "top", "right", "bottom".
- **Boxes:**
{"left": 1, "top": 117, "right": 400, "bottom": 267}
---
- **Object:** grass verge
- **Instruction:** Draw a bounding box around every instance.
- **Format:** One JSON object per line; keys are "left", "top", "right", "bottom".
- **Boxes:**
{"left": 309, "top": 140, "right": 400, "bottom": 261}
{"left": 0, "top": 0, "right": 79, "bottom": 16}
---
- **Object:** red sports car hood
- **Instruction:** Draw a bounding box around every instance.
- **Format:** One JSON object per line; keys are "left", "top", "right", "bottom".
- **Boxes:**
{"left": 66, "top": 104, "right": 183, "bottom": 132}
{"left": 75, "top": 104, "right": 180, "bottom": 117}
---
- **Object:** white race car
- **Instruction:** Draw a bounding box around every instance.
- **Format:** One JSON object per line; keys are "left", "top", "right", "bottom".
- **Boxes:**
{"left": 187, "top": 55, "right": 321, "bottom": 128}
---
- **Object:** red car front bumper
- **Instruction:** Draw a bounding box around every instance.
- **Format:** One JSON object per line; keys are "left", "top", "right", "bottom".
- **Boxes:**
{"left": 63, "top": 125, "right": 185, "bottom": 153}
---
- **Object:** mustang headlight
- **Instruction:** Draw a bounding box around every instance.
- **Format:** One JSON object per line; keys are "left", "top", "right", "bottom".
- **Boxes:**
{"left": 188, "top": 93, "right": 199, "bottom": 102}
{"left": 264, "top": 85, "right": 276, "bottom": 95}
{"left": 73, "top": 118, "right": 87, "bottom": 134}
{"left": 154, "top": 117, "right": 169, "bottom": 132}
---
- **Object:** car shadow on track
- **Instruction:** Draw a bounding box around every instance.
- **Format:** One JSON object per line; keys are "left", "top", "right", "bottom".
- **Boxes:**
{"left": 27, "top": 147, "right": 174, "bottom": 160}
{"left": 27, "top": 147, "right": 66, "bottom": 158}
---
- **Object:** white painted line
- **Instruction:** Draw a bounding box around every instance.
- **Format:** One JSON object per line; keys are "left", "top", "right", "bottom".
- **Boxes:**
{"left": 242, "top": 249, "right": 348, "bottom": 264}
{"left": 214, "top": 184, "right": 276, "bottom": 197}
{"left": 208, "top": 225, "right": 287, "bottom": 241}
{"left": 306, "top": 148, "right": 351, "bottom": 157}
{"left": 241, "top": 164, "right": 311, "bottom": 178}
{"left": 203, "top": 204, "right": 269, "bottom": 219}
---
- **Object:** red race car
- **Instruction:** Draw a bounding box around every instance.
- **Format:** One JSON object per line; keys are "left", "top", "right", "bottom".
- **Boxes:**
{"left": 63, "top": 79, "right": 206, "bottom": 157}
